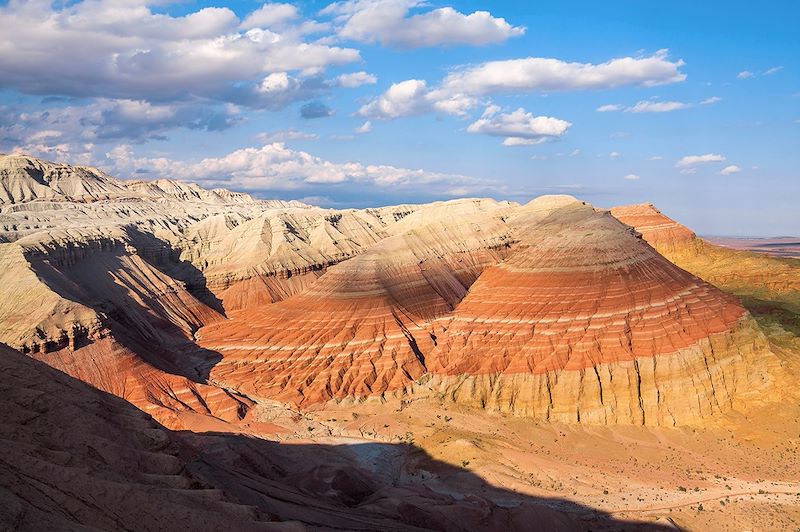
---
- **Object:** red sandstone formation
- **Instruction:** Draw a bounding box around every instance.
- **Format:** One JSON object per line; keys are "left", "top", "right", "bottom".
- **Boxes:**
{"left": 425, "top": 199, "right": 774, "bottom": 424}
{"left": 611, "top": 203, "right": 800, "bottom": 297}
{"left": 0, "top": 155, "right": 784, "bottom": 430}
{"left": 197, "top": 199, "right": 514, "bottom": 405}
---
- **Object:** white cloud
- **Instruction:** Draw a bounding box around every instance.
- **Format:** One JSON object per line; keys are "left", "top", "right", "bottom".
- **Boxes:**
{"left": 466, "top": 107, "right": 571, "bottom": 146}
{"left": 241, "top": 3, "right": 299, "bottom": 29}
{"left": 599, "top": 100, "right": 694, "bottom": 113}
{"left": 676, "top": 153, "right": 726, "bottom": 167}
{"left": 623, "top": 173, "right": 640, "bottom": 180}
{"left": 626, "top": 100, "right": 690, "bottom": 113}
{"left": 355, "top": 120, "right": 372, "bottom": 133}
{"left": 0, "top": 99, "right": 240, "bottom": 150}
{"left": 357, "top": 79, "right": 431, "bottom": 118}
{"left": 609, "top": 151, "right": 621, "bottom": 159}
{"left": 600, "top": 95, "right": 721, "bottom": 113}
{"left": 764, "top": 66, "right": 784, "bottom": 75}
{"left": 439, "top": 50, "right": 685, "bottom": 95}
{"left": 336, "top": 71, "right": 378, "bottom": 88}
{"left": 649, "top": 155, "right": 664, "bottom": 160}
{"left": 737, "top": 70, "right": 755, "bottom": 79}
{"left": 256, "top": 129, "right": 319, "bottom": 143}
{"left": 0, "top": 1, "right": 359, "bottom": 107}
{"left": 720, "top": 164, "right": 742, "bottom": 175}
{"left": 106, "top": 143, "right": 491, "bottom": 195}
{"left": 596, "top": 104, "right": 623, "bottom": 112}
{"left": 321, "top": 0, "right": 525, "bottom": 48}
{"left": 360, "top": 50, "right": 685, "bottom": 120}
{"left": 569, "top": 149, "right": 581, "bottom": 157}
{"left": 679, "top": 168, "right": 697, "bottom": 175}
{"left": 355, "top": 78, "right": 480, "bottom": 119}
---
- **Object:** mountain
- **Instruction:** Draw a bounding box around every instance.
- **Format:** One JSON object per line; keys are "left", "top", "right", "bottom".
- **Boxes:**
{"left": 2, "top": 155, "right": 798, "bottom": 531}
{"left": 611, "top": 203, "right": 800, "bottom": 326}
{"left": 0, "top": 155, "right": 786, "bottom": 431}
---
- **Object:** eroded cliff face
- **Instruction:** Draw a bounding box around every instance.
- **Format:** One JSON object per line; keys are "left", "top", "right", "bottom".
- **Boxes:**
{"left": 0, "top": 154, "right": 787, "bottom": 428}
{"left": 197, "top": 199, "right": 515, "bottom": 405}
{"left": 199, "top": 197, "right": 781, "bottom": 426}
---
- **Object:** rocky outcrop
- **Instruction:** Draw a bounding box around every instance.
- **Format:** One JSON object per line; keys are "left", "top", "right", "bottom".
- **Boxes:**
{"left": 197, "top": 199, "right": 515, "bottom": 405}
{"left": 0, "top": 155, "right": 786, "bottom": 429}
{"left": 611, "top": 203, "right": 800, "bottom": 304}
{"left": 0, "top": 154, "right": 127, "bottom": 204}
{"left": 199, "top": 197, "right": 781, "bottom": 425}
{"left": 420, "top": 200, "right": 778, "bottom": 425}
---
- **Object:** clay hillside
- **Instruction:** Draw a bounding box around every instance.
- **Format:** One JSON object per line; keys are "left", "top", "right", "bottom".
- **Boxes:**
{"left": 2, "top": 154, "right": 799, "bottom": 531}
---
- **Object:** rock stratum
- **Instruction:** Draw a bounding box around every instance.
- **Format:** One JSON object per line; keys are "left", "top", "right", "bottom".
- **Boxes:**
{"left": 0, "top": 154, "right": 785, "bottom": 430}
{"left": 611, "top": 203, "right": 800, "bottom": 327}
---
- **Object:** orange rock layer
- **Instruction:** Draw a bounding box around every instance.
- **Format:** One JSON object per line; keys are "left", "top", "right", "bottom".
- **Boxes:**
{"left": 200, "top": 199, "right": 779, "bottom": 425}
{"left": 429, "top": 203, "right": 744, "bottom": 376}
{"left": 611, "top": 203, "right": 800, "bottom": 296}
{"left": 198, "top": 200, "right": 513, "bottom": 405}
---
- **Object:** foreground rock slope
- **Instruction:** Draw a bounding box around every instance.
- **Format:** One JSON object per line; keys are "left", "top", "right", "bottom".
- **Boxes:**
{"left": 3, "top": 343, "right": 674, "bottom": 531}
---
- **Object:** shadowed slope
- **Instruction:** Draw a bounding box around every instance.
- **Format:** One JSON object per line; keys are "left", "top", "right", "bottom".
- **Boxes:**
{"left": 0, "top": 344, "right": 673, "bottom": 531}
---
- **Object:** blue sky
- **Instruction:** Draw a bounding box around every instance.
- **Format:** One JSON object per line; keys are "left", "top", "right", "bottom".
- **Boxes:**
{"left": 0, "top": 0, "right": 797, "bottom": 235}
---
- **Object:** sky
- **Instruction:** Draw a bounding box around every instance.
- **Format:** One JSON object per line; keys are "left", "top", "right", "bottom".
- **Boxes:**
{"left": 0, "top": 0, "right": 797, "bottom": 235}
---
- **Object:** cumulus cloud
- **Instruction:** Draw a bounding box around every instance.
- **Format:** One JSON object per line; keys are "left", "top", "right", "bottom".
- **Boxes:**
{"left": 0, "top": 99, "right": 240, "bottom": 153}
{"left": 737, "top": 70, "right": 755, "bottom": 79}
{"left": 466, "top": 106, "right": 571, "bottom": 146}
{"left": 609, "top": 152, "right": 621, "bottom": 159}
{"left": 0, "top": 1, "right": 359, "bottom": 107}
{"left": 357, "top": 79, "right": 433, "bottom": 118}
{"left": 720, "top": 165, "right": 742, "bottom": 175}
{"left": 321, "top": 0, "right": 525, "bottom": 48}
{"left": 106, "top": 142, "right": 491, "bottom": 195}
{"left": 360, "top": 50, "right": 686, "bottom": 120}
{"left": 300, "top": 101, "right": 335, "bottom": 119}
{"left": 355, "top": 121, "right": 373, "bottom": 133}
{"left": 439, "top": 50, "right": 685, "bottom": 95}
{"left": 623, "top": 174, "right": 640, "bottom": 180}
{"left": 336, "top": 71, "right": 378, "bottom": 88}
{"left": 241, "top": 3, "right": 299, "bottom": 29}
{"left": 675, "top": 153, "right": 726, "bottom": 167}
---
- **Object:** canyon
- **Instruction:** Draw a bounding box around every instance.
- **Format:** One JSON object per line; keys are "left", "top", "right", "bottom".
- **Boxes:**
{"left": 1, "top": 154, "right": 798, "bottom": 531}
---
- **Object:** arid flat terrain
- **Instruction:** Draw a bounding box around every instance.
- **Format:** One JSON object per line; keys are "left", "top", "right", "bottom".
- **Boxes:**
{"left": 705, "top": 236, "right": 800, "bottom": 259}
